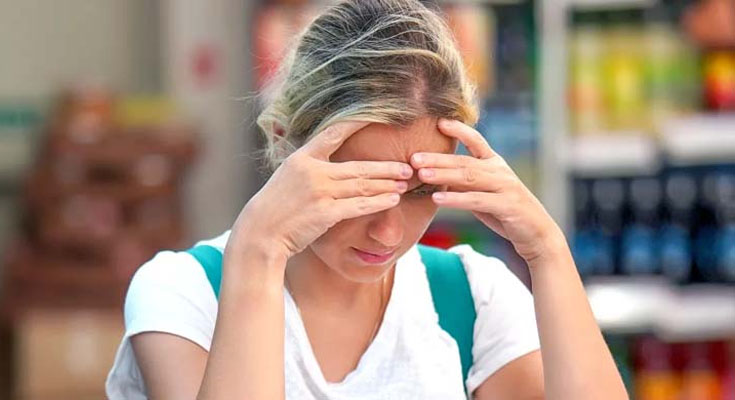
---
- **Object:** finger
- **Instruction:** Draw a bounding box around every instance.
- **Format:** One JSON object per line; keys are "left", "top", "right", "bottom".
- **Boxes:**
{"left": 302, "top": 121, "right": 371, "bottom": 159}
{"left": 432, "top": 191, "right": 507, "bottom": 215}
{"left": 328, "top": 160, "right": 413, "bottom": 180}
{"left": 331, "top": 178, "right": 407, "bottom": 199}
{"left": 437, "top": 119, "right": 496, "bottom": 159}
{"left": 333, "top": 192, "right": 401, "bottom": 220}
{"left": 417, "top": 166, "right": 506, "bottom": 192}
{"left": 410, "top": 152, "right": 481, "bottom": 170}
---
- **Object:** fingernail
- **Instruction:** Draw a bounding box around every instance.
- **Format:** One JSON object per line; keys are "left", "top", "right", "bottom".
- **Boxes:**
{"left": 412, "top": 153, "right": 423, "bottom": 164}
{"left": 439, "top": 119, "right": 454, "bottom": 128}
{"left": 401, "top": 165, "right": 413, "bottom": 178}
{"left": 420, "top": 168, "right": 434, "bottom": 178}
{"left": 390, "top": 193, "right": 400, "bottom": 203}
{"left": 396, "top": 181, "right": 408, "bottom": 192}
{"left": 432, "top": 192, "right": 446, "bottom": 201}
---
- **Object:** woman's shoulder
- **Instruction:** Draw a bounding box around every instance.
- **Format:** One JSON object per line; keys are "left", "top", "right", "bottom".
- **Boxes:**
{"left": 444, "top": 244, "right": 527, "bottom": 296}
{"left": 444, "top": 244, "right": 508, "bottom": 271}
{"left": 410, "top": 243, "right": 527, "bottom": 303}
{"left": 106, "top": 233, "right": 230, "bottom": 399}
{"left": 126, "top": 249, "right": 209, "bottom": 299}
{"left": 410, "top": 243, "right": 534, "bottom": 323}
{"left": 442, "top": 243, "right": 537, "bottom": 343}
{"left": 128, "top": 229, "right": 231, "bottom": 297}
{"left": 443, "top": 244, "right": 540, "bottom": 393}
{"left": 121, "top": 232, "right": 231, "bottom": 346}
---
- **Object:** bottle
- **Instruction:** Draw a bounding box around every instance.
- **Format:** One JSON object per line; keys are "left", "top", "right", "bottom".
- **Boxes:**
{"left": 695, "top": 171, "right": 721, "bottom": 282}
{"left": 443, "top": 4, "right": 494, "bottom": 98}
{"left": 696, "top": 170, "right": 735, "bottom": 282}
{"left": 644, "top": 5, "right": 700, "bottom": 134}
{"left": 590, "top": 179, "right": 623, "bottom": 275}
{"left": 573, "top": 179, "right": 615, "bottom": 277}
{"left": 572, "top": 180, "right": 593, "bottom": 276}
{"left": 659, "top": 172, "right": 696, "bottom": 283}
{"left": 635, "top": 336, "right": 680, "bottom": 400}
{"left": 569, "top": 11, "right": 606, "bottom": 136}
{"left": 703, "top": 50, "right": 735, "bottom": 111}
{"left": 713, "top": 170, "right": 735, "bottom": 282}
{"left": 723, "top": 340, "right": 735, "bottom": 400}
{"left": 621, "top": 177, "right": 661, "bottom": 276}
{"left": 604, "top": 9, "right": 646, "bottom": 133}
{"left": 679, "top": 342, "right": 723, "bottom": 400}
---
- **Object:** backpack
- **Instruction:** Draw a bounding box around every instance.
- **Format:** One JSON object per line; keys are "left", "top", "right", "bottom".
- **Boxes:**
{"left": 186, "top": 243, "right": 476, "bottom": 392}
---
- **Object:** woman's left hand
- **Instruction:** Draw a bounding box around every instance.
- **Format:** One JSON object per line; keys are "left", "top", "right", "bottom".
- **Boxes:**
{"left": 411, "top": 118, "right": 564, "bottom": 265}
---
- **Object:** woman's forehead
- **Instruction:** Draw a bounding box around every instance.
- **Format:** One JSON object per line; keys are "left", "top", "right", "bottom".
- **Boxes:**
{"left": 330, "top": 117, "right": 457, "bottom": 163}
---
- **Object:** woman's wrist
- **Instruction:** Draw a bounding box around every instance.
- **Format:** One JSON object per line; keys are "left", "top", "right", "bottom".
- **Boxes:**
{"left": 226, "top": 207, "right": 291, "bottom": 265}
{"left": 222, "top": 238, "right": 288, "bottom": 295}
{"left": 225, "top": 236, "right": 289, "bottom": 267}
{"left": 524, "top": 227, "right": 573, "bottom": 272}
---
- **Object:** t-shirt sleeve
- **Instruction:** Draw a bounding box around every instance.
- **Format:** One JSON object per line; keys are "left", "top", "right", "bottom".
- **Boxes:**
{"left": 123, "top": 250, "right": 218, "bottom": 350}
{"left": 448, "top": 244, "right": 541, "bottom": 394}
{"left": 105, "top": 250, "right": 218, "bottom": 399}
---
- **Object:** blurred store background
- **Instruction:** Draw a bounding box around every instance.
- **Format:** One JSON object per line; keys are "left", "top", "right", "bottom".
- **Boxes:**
{"left": 0, "top": 0, "right": 733, "bottom": 399}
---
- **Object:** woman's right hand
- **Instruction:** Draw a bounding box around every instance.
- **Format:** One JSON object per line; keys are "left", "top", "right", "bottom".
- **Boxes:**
{"left": 229, "top": 121, "right": 413, "bottom": 262}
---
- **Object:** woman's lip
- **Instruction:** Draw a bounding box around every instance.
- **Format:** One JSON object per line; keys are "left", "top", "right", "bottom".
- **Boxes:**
{"left": 352, "top": 247, "right": 395, "bottom": 264}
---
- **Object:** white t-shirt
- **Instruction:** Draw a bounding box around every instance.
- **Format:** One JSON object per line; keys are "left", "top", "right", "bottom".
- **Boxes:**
{"left": 105, "top": 231, "right": 540, "bottom": 399}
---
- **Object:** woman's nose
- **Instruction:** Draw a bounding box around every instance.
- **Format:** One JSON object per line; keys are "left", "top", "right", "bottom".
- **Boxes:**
{"left": 367, "top": 204, "right": 404, "bottom": 248}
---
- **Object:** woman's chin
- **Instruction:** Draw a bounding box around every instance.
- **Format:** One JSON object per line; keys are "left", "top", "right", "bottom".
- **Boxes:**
{"left": 333, "top": 260, "right": 395, "bottom": 284}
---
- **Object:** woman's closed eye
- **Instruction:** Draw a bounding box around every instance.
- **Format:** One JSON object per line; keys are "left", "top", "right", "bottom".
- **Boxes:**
{"left": 407, "top": 183, "right": 441, "bottom": 197}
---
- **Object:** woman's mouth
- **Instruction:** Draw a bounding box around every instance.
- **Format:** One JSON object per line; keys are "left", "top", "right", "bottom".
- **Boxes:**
{"left": 352, "top": 247, "right": 396, "bottom": 264}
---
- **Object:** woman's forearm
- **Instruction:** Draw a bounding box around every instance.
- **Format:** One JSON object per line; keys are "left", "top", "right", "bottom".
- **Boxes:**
{"left": 528, "top": 234, "right": 629, "bottom": 400}
{"left": 197, "top": 241, "right": 287, "bottom": 400}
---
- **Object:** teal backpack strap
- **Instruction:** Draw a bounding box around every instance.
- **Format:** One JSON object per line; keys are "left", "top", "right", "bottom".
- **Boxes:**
{"left": 418, "top": 244, "right": 476, "bottom": 392}
{"left": 186, "top": 244, "right": 224, "bottom": 299}
{"left": 186, "top": 242, "right": 476, "bottom": 391}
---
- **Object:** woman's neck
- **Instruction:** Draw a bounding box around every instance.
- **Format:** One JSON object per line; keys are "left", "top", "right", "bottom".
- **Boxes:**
{"left": 284, "top": 247, "right": 393, "bottom": 314}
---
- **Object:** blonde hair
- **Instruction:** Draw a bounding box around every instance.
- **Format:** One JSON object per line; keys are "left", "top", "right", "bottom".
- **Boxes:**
{"left": 256, "top": 0, "right": 479, "bottom": 171}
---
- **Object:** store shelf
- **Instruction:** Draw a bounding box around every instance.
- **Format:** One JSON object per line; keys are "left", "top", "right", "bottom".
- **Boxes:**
{"left": 566, "top": 114, "right": 735, "bottom": 175}
{"left": 586, "top": 277, "right": 735, "bottom": 341}
{"left": 656, "top": 285, "right": 735, "bottom": 342}
{"left": 539, "top": 0, "right": 735, "bottom": 347}
{"left": 568, "top": 134, "right": 661, "bottom": 177}
{"left": 661, "top": 114, "right": 735, "bottom": 166}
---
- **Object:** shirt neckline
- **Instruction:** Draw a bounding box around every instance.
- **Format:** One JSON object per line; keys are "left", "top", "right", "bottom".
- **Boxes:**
{"left": 283, "top": 245, "right": 417, "bottom": 389}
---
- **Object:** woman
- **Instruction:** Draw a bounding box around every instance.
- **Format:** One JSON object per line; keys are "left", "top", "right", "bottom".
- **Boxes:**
{"left": 106, "top": 0, "right": 628, "bottom": 399}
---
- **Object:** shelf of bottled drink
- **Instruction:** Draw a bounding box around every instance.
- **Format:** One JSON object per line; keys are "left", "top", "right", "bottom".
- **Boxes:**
{"left": 538, "top": 1, "right": 735, "bottom": 395}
